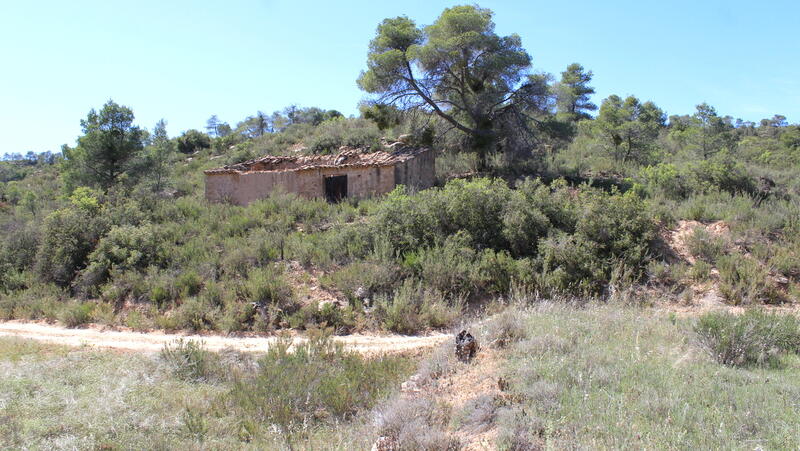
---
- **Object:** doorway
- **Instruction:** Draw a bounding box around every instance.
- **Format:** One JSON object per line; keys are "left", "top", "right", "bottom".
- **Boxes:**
{"left": 324, "top": 175, "right": 347, "bottom": 202}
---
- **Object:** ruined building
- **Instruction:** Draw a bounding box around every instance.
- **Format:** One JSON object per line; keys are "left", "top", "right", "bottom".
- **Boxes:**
{"left": 204, "top": 145, "right": 435, "bottom": 205}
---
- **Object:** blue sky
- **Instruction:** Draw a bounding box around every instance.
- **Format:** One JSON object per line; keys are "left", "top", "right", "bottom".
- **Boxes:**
{"left": 2, "top": 0, "right": 798, "bottom": 155}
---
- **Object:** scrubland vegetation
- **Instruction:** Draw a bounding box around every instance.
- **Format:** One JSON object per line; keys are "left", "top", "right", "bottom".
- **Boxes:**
{"left": 2, "top": 3, "right": 800, "bottom": 449}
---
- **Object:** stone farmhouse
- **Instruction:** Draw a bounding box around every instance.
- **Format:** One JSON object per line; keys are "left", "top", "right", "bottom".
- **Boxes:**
{"left": 204, "top": 144, "right": 435, "bottom": 205}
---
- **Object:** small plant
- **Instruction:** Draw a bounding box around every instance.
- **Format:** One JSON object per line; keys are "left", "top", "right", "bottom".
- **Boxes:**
{"left": 375, "top": 397, "right": 460, "bottom": 451}
{"left": 483, "top": 307, "right": 528, "bottom": 348}
{"left": 181, "top": 406, "right": 208, "bottom": 442}
{"left": 160, "top": 339, "right": 220, "bottom": 382}
{"left": 717, "top": 254, "right": 780, "bottom": 305}
{"left": 695, "top": 309, "right": 800, "bottom": 367}
{"left": 225, "top": 328, "right": 411, "bottom": 447}
{"left": 686, "top": 227, "right": 727, "bottom": 263}
{"left": 244, "top": 265, "right": 293, "bottom": 309}
{"left": 58, "top": 302, "right": 94, "bottom": 327}
{"left": 689, "top": 260, "right": 712, "bottom": 282}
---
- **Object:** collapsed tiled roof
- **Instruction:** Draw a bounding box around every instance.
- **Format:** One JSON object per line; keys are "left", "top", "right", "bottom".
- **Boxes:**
{"left": 204, "top": 145, "right": 429, "bottom": 174}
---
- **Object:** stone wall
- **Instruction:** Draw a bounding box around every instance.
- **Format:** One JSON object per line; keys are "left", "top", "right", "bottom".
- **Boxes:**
{"left": 394, "top": 148, "right": 436, "bottom": 192}
{"left": 205, "top": 148, "right": 435, "bottom": 205}
{"left": 205, "top": 165, "right": 398, "bottom": 205}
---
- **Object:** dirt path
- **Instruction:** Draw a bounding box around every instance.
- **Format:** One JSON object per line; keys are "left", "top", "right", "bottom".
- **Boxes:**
{"left": 0, "top": 320, "right": 449, "bottom": 354}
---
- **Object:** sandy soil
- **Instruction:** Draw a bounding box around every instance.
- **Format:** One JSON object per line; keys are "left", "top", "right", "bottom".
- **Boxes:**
{"left": 0, "top": 320, "right": 449, "bottom": 355}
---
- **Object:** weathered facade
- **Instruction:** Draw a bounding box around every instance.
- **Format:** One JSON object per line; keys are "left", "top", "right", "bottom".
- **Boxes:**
{"left": 204, "top": 146, "right": 435, "bottom": 205}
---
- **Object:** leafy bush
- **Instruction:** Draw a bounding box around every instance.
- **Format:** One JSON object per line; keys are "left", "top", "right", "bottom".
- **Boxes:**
{"left": 174, "top": 297, "right": 219, "bottom": 331}
{"left": 375, "top": 397, "right": 460, "bottom": 451}
{"left": 225, "top": 329, "right": 411, "bottom": 444}
{"left": 160, "top": 339, "right": 222, "bottom": 382}
{"left": 305, "top": 117, "right": 382, "bottom": 153}
{"left": 406, "top": 232, "right": 485, "bottom": 297}
{"left": 685, "top": 227, "right": 727, "bottom": 263}
{"left": 244, "top": 265, "right": 293, "bottom": 309}
{"left": 34, "top": 208, "right": 106, "bottom": 287}
{"left": 58, "top": 301, "right": 95, "bottom": 327}
{"left": 574, "top": 189, "right": 655, "bottom": 267}
{"left": 175, "top": 270, "right": 203, "bottom": 298}
{"left": 1, "top": 222, "right": 39, "bottom": 271}
{"left": 375, "top": 279, "right": 460, "bottom": 334}
{"left": 537, "top": 233, "right": 605, "bottom": 295}
{"left": 695, "top": 309, "right": 800, "bottom": 367}
{"left": 176, "top": 129, "right": 211, "bottom": 154}
{"left": 640, "top": 163, "right": 688, "bottom": 198}
{"left": 717, "top": 254, "right": 780, "bottom": 305}
{"left": 324, "top": 259, "right": 402, "bottom": 304}
{"left": 501, "top": 187, "right": 551, "bottom": 257}
{"left": 79, "top": 223, "right": 165, "bottom": 291}
{"left": 687, "top": 156, "right": 754, "bottom": 196}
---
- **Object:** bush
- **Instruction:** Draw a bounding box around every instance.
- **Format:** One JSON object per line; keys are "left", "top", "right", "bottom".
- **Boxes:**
{"left": 537, "top": 233, "right": 605, "bottom": 295}
{"left": 375, "top": 397, "right": 460, "bottom": 451}
{"left": 34, "top": 208, "right": 106, "bottom": 287}
{"left": 1, "top": 221, "right": 39, "bottom": 271}
{"left": 640, "top": 163, "right": 688, "bottom": 198}
{"left": 79, "top": 223, "right": 165, "bottom": 291}
{"left": 685, "top": 227, "right": 727, "bottom": 263}
{"left": 695, "top": 310, "right": 800, "bottom": 367}
{"left": 483, "top": 307, "right": 529, "bottom": 348}
{"left": 305, "top": 117, "right": 382, "bottom": 153}
{"left": 406, "top": 232, "right": 484, "bottom": 298}
{"left": 717, "top": 254, "right": 780, "bottom": 305}
{"left": 574, "top": 189, "right": 655, "bottom": 268}
{"left": 687, "top": 156, "right": 754, "bottom": 196}
{"left": 244, "top": 265, "right": 293, "bottom": 309}
{"left": 225, "top": 329, "right": 411, "bottom": 444}
{"left": 174, "top": 297, "right": 219, "bottom": 331}
{"left": 160, "top": 339, "right": 222, "bottom": 382}
{"left": 375, "top": 279, "right": 461, "bottom": 334}
{"left": 324, "top": 260, "right": 403, "bottom": 304}
{"left": 175, "top": 270, "right": 203, "bottom": 298}
{"left": 58, "top": 301, "right": 95, "bottom": 327}
{"left": 501, "top": 188, "right": 551, "bottom": 257}
{"left": 176, "top": 129, "right": 211, "bottom": 154}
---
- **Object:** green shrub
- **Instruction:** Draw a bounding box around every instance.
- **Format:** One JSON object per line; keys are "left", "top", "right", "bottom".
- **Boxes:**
{"left": 687, "top": 156, "right": 754, "bottom": 196}
{"left": 244, "top": 265, "right": 293, "bottom": 309}
{"left": 375, "top": 279, "right": 460, "bottom": 334}
{"left": 407, "top": 233, "right": 484, "bottom": 298}
{"left": 769, "top": 241, "right": 800, "bottom": 280}
{"left": 287, "top": 302, "right": 359, "bottom": 333}
{"left": 305, "top": 117, "right": 382, "bottom": 153}
{"left": 175, "top": 270, "right": 203, "bottom": 298}
{"left": 58, "top": 301, "right": 95, "bottom": 327}
{"left": 324, "top": 259, "right": 402, "bottom": 304}
{"left": 685, "top": 227, "right": 727, "bottom": 263}
{"left": 640, "top": 163, "right": 688, "bottom": 198}
{"left": 160, "top": 339, "right": 221, "bottom": 382}
{"left": 501, "top": 189, "right": 551, "bottom": 257}
{"left": 0, "top": 283, "right": 64, "bottom": 320}
{"left": 717, "top": 254, "right": 780, "bottom": 305}
{"left": 689, "top": 260, "right": 712, "bottom": 282}
{"left": 176, "top": 129, "right": 211, "bottom": 154}
{"left": 174, "top": 297, "right": 219, "bottom": 331}
{"left": 574, "top": 189, "right": 655, "bottom": 268}
{"left": 34, "top": 208, "right": 106, "bottom": 287}
{"left": 695, "top": 309, "right": 800, "bottom": 367}
{"left": 1, "top": 222, "right": 39, "bottom": 271}
{"left": 216, "top": 301, "right": 256, "bottom": 333}
{"left": 225, "top": 329, "right": 411, "bottom": 444}
{"left": 537, "top": 233, "right": 605, "bottom": 295}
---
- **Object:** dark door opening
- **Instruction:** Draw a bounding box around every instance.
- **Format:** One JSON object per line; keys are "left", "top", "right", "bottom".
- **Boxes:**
{"left": 324, "top": 175, "right": 347, "bottom": 202}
